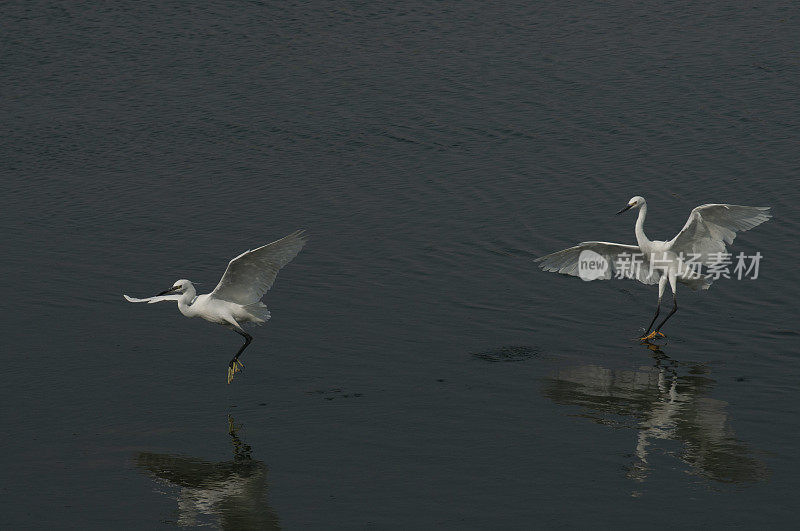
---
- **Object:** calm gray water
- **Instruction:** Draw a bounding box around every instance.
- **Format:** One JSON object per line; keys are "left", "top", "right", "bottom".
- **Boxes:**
{"left": 3, "top": 1, "right": 799, "bottom": 528}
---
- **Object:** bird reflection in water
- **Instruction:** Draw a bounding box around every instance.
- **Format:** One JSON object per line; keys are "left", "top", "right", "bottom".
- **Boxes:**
{"left": 541, "top": 342, "right": 768, "bottom": 485}
{"left": 136, "top": 416, "right": 279, "bottom": 529}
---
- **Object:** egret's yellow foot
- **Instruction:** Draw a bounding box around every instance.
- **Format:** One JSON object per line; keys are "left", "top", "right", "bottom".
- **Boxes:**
{"left": 226, "top": 360, "right": 245, "bottom": 384}
{"left": 639, "top": 331, "right": 665, "bottom": 341}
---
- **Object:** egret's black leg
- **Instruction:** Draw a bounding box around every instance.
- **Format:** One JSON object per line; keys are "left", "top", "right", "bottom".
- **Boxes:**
{"left": 654, "top": 294, "right": 678, "bottom": 334}
{"left": 230, "top": 328, "right": 253, "bottom": 367}
{"left": 645, "top": 298, "right": 662, "bottom": 335}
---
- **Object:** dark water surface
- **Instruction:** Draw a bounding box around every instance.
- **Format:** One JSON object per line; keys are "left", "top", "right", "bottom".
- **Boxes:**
{"left": 3, "top": 1, "right": 799, "bottom": 528}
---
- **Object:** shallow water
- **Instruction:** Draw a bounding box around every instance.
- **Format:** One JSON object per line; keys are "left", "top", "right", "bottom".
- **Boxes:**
{"left": 3, "top": 1, "right": 799, "bottom": 528}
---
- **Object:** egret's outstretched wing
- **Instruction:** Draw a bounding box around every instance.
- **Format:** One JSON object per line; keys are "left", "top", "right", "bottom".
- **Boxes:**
{"left": 124, "top": 294, "right": 181, "bottom": 304}
{"left": 669, "top": 204, "right": 771, "bottom": 265}
{"left": 535, "top": 241, "right": 660, "bottom": 284}
{"left": 211, "top": 230, "right": 307, "bottom": 305}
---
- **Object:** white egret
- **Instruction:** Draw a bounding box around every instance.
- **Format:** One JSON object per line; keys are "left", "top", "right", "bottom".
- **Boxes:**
{"left": 535, "top": 197, "right": 770, "bottom": 340}
{"left": 125, "top": 230, "right": 307, "bottom": 383}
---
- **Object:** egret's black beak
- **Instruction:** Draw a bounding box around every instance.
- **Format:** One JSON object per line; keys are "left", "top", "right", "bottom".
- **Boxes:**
{"left": 157, "top": 287, "right": 178, "bottom": 296}
{"left": 616, "top": 204, "right": 634, "bottom": 215}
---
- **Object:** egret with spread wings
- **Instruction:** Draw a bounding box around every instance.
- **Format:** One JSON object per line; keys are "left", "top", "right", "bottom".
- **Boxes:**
{"left": 125, "top": 230, "right": 307, "bottom": 383}
{"left": 536, "top": 197, "right": 770, "bottom": 340}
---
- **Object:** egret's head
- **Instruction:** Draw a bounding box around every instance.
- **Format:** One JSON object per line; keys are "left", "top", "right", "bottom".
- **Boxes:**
{"left": 616, "top": 196, "right": 646, "bottom": 215}
{"left": 158, "top": 279, "right": 192, "bottom": 296}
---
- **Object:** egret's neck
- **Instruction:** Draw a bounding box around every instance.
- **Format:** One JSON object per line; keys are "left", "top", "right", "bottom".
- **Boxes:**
{"left": 177, "top": 284, "right": 197, "bottom": 317}
{"left": 635, "top": 203, "right": 651, "bottom": 250}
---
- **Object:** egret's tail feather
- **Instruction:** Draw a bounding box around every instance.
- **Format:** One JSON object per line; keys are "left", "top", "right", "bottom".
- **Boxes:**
{"left": 679, "top": 274, "right": 713, "bottom": 291}
{"left": 245, "top": 302, "right": 271, "bottom": 323}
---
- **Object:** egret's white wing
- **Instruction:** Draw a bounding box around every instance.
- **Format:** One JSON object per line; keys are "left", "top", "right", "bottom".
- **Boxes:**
{"left": 535, "top": 241, "right": 660, "bottom": 284}
{"left": 669, "top": 204, "right": 771, "bottom": 265}
{"left": 211, "top": 230, "right": 307, "bottom": 305}
{"left": 124, "top": 294, "right": 181, "bottom": 304}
